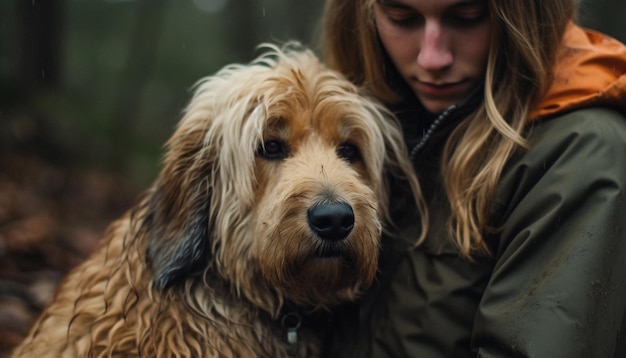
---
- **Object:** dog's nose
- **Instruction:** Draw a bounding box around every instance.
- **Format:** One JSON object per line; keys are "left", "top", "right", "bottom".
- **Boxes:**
{"left": 307, "top": 202, "right": 355, "bottom": 241}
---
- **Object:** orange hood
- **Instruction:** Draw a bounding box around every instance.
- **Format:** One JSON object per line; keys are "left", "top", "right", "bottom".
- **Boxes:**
{"left": 529, "top": 22, "right": 626, "bottom": 122}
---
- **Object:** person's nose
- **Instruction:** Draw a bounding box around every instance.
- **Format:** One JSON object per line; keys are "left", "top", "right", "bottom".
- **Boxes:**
{"left": 417, "top": 21, "right": 453, "bottom": 72}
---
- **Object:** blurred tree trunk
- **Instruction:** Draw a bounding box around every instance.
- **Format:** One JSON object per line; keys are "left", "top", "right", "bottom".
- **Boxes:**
{"left": 111, "top": 0, "right": 168, "bottom": 170}
{"left": 17, "top": 0, "right": 64, "bottom": 91}
{"left": 286, "top": 0, "right": 320, "bottom": 45}
{"left": 223, "top": 0, "right": 259, "bottom": 62}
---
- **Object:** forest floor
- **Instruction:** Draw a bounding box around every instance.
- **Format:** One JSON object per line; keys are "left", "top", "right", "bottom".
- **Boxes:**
{"left": 0, "top": 118, "right": 139, "bottom": 357}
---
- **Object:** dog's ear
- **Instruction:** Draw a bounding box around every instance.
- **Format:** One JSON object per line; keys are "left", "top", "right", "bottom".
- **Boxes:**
{"left": 142, "top": 127, "right": 214, "bottom": 290}
{"left": 140, "top": 54, "right": 271, "bottom": 290}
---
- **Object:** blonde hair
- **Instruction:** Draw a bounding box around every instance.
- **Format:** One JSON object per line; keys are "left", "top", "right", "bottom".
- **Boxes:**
{"left": 321, "top": 0, "right": 576, "bottom": 258}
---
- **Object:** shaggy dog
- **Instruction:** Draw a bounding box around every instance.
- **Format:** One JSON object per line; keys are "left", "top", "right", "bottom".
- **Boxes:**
{"left": 11, "top": 44, "right": 423, "bottom": 358}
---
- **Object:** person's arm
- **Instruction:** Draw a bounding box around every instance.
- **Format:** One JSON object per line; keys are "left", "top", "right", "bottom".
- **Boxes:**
{"left": 473, "top": 108, "right": 626, "bottom": 357}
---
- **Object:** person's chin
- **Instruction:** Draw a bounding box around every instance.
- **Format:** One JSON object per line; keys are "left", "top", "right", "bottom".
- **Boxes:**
{"left": 413, "top": 80, "right": 474, "bottom": 114}
{"left": 418, "top": 97, "right": 458, "bottom": 115}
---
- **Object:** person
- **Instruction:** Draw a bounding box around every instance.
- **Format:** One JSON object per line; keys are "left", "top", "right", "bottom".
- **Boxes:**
{"left": 318, "top": 0, "right": 626, "bottom": 356}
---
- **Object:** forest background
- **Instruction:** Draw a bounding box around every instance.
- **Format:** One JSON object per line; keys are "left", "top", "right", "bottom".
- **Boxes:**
{"left": 1, "top": 0, "right": 625, "bottom": 356}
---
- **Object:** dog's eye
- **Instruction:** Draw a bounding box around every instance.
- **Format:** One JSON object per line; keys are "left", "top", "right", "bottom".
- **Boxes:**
{"left": 337, "top": 143, "right": 361, "bottom": 163}
{"left": 257, "top": 140, "right": 289, "bottom": 160}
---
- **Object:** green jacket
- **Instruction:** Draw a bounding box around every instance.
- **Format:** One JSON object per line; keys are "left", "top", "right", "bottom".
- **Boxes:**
{"left": 327, "top": 24, "right": 626, "bottom": 358}
{"left": 330, "top": 107, "right": 626, "bottom": 358}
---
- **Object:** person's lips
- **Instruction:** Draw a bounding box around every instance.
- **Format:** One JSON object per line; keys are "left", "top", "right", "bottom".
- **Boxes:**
{"left": 416, "top": 80, "right": 468, "bottom": 97}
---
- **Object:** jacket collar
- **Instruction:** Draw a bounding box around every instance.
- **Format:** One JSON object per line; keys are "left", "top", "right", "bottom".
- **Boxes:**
{"left": 529, "top": 22, "right": 626, "bottom": 122}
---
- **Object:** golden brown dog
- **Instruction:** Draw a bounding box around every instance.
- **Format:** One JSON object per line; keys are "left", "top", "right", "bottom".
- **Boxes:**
{"left": 11, "top": 43, "right": 423, "bottom": 358}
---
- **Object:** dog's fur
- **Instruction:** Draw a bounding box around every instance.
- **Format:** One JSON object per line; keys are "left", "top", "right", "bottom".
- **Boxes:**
{"left": 11, "top": 44, "right": 422, "bottom": 358}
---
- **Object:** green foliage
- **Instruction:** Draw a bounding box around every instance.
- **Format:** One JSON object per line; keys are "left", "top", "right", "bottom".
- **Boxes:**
{"left": 0, "top": 0, "right": 323, "bottom": 187}
{"left": 2, "top": 0, "right": 622, "bottom": 187}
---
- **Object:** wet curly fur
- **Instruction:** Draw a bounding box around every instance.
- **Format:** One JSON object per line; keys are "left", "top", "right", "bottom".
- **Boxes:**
{"left": 11, "top": 43, "right": 422, "bottom": 357}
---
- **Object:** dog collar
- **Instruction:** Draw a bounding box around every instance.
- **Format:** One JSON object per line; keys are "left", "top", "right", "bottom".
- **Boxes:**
{"left": 280, "top": 309, "right": 303, "bottom": 358}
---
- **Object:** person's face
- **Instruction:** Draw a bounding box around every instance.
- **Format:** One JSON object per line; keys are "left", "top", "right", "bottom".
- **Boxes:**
{"left": 374, "top": 0, "right": 492, "bottom": 114}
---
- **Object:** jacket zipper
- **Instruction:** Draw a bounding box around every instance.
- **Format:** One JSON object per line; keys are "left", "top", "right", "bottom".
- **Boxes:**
{"left": 409, "top": 104, "right": 458, "bottom": 160}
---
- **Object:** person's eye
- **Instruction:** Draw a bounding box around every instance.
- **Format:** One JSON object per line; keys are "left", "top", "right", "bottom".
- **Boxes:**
{"left": 447, "top": 7, "right": 488, "bottom": 27}
{"left": 379, "top": 5, "right": 423, "bottom": 28}
{"left": 388, "top": 15, "right": 422, "bottom": 28}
